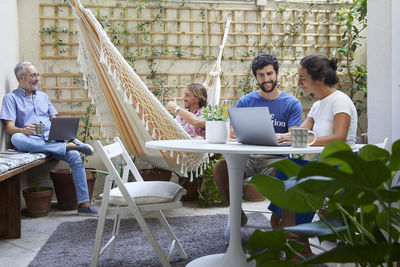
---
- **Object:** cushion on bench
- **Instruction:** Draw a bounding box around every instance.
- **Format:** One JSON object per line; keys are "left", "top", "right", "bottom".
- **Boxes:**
{"left": 0, "top": 150, "right": 47, "bottom": 174}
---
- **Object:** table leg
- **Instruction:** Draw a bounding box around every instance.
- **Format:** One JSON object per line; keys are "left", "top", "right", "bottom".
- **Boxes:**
{"left": 187, "top": 153, "right": 252, "bottom": 267}
{"left": 222, "top": 153, "right": 253, "bottom": 266}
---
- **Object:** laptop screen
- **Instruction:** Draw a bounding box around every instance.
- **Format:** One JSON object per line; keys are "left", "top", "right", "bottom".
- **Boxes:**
{"left": 47, "top": 118, "right": 80, "bottom": 141}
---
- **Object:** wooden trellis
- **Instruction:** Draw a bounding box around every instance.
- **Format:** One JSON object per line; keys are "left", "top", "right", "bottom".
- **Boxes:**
{"left": 39, "top": 1, "right": 350, "bottom": 132}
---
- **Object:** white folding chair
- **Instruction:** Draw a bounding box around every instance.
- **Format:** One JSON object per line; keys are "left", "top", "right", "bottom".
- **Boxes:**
{"left": 91, "top": 137, "right": 187, "bottom": 267}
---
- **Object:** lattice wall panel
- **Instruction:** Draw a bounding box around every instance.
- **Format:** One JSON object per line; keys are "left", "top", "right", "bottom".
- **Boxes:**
{"left": 40, "top": 73, "right": 117, "bottom": 139}
{"left": 39, "top": 1, "right": 351, "bottom": 127}
{"left": 40, "top": 3, "right": 344, "bottom": 61}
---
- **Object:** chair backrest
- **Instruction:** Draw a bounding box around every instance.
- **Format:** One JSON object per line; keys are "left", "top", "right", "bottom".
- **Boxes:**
{"left": 376, "top": 137, "right": 391, "bottom": 151}
{"left": 94, "top": 137, "right": 144, "bottom": 183}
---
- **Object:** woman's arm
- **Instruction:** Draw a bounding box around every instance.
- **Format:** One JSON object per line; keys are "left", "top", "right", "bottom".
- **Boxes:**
{"left": 312, "top": 112, "right": 350, "bottom": 146}
{"left": 175, "top": 109, "right": 206, "bottom": 129}
{"left": 166, "top": 101, "right": 205, "bottom": 129}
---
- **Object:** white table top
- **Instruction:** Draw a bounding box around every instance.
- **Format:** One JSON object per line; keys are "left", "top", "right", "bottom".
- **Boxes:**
{"left": 145, "top": 139, "right": 325, "bottom": 155}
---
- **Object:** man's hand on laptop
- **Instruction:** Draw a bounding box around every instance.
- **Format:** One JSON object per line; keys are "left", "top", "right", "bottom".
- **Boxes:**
{"left": 276, "top": 132, "right": 291, "bottom": 145}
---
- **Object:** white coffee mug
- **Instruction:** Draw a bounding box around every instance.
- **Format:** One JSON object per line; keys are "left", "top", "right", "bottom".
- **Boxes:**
{"left": 290, "top": 128, "right": 317, "bottom": 148}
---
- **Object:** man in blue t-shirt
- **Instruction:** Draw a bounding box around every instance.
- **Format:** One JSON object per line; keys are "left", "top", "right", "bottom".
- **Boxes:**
{"left": 213, "top": 54, "right": 303, "bottom": 242}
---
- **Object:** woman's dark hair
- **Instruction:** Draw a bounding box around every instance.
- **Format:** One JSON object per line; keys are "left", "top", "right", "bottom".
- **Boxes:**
{"left": 187, "top": 83, "right": 208, "bottom": 108}
{"left": 251, "top": 54, "right": 279, "bottom": 77}
{"left": 299, "top": 54, "right": 338, "bottom": 86}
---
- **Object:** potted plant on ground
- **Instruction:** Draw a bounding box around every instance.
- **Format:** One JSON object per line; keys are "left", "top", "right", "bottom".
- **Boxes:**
{"left": 50, "top": 104, "right": 97, "bottom": 210}
{"left": 202, "top": 105, "right": 229, "bottom": 144}
{"left": 246, "top": 140, "right": 400, "bottom": 265}
{"left": 138, "top": 165, "right": 172, "bottom": 182}
{"left": 22, "top": 179, "right": 53, "bottom": 217}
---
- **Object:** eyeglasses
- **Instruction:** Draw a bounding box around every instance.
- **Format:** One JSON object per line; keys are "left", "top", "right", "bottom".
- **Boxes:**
{"left": 27, "top": 73, "right": 41, "bottom": 79}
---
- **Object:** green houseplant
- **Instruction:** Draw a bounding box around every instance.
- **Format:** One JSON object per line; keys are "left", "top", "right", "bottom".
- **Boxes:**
{"left": 202, "top": 105, "right": 229, "bottom": 144}
{"left": 246, "top": 140, "right": 400, "bottom": 266}
{"left": 50, "top": 104, "right": 97, "bottom": 210}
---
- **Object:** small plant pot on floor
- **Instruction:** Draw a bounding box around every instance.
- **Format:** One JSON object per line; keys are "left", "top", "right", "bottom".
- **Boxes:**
{"left": 23, "top": 187, "right": 54, "bottom": 217}
{"left": 50, "top": 168, "right": 97, "bottom": 210}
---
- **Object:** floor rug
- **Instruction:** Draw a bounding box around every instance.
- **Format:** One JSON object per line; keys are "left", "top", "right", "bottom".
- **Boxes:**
{"left": 29, "top": 213, "right": 270, "bottom": 267}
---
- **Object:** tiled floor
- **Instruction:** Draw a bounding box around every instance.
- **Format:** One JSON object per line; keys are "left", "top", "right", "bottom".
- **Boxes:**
{"left": 0, "top": 200, "right": 333, "bottom": 267}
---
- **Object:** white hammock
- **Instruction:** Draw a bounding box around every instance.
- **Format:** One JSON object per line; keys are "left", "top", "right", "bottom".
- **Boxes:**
{"left": 70, "top": 0, "right": 230, "bottom": 175}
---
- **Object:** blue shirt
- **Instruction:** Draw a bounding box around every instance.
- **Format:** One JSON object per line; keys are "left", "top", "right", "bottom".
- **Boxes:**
{"left": 236, "top": 91, "right": 302, "bottom": 133}
{"left": 0, "top": 87, "right": 58, "bottom": 140}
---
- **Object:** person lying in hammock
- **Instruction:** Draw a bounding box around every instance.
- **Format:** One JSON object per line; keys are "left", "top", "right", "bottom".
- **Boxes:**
{"left": 166, "top": 83, "right": 207, "bottom": 139}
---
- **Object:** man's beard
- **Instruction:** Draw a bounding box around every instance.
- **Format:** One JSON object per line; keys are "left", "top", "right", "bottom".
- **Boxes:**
{"left": 259, "top": 80, "right": 277, "bottom": 93}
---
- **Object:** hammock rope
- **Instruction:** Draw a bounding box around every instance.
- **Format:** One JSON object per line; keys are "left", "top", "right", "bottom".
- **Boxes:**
{"left": 70, "top": 0, "right": 230, "bottom": 174}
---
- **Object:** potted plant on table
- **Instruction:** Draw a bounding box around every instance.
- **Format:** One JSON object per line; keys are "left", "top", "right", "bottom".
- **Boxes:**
{"left": 50, "top": 104, "right": 97, "bottom": 210}
{"left": 202, "top": 105, "right": 229, "bottom": 144}
{"left": 246, "top": 140, "right": 400, "bottom": 265}
{"left": 22, "top": 180, "right": 53, "bottom": 217}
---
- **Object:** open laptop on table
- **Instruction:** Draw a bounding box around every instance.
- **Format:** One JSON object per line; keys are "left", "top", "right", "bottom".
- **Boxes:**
{"left": 228, "top": 107, "right": 289, "bottom": 146}
{"left": 46, "top": 118, "right": 80, "bottom": 141}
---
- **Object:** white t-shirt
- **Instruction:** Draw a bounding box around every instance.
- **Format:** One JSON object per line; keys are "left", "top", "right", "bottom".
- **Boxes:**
{"left": 308, "top": 90, "right": 357, "bottom": 146}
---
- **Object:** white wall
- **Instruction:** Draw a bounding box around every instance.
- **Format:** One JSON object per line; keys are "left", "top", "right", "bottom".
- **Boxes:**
{"left": 392, "top": 0, "right": 400, "bottom": 144}
{"left": 0, "top": 0, "right": 19, "bottom": 150}
{"left": 367, "top": 0, "right": 400, "bottom": 146}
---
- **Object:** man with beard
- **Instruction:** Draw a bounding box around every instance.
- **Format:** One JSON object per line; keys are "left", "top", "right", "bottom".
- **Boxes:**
{"left": 212, "top": 53, "right": 303, "bottom": 242}
{"left": 166, "top": 83, "right": 207, "bottom": 139}
{"left": 0, "top": 62, "right": 98, "bottom": 216}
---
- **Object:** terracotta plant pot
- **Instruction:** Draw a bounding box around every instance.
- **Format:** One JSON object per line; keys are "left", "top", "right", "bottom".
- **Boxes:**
{"left": 22, "top": 187, "right": 53, "bottom": 217}
{"left": 243, "top": 184, "right": 266, "bottom": 202}
{"left": 50, "top": 168, "right": 97, "bottom": 210}
{"left": 139, "top": 168, "right": 172, "bottom": 181}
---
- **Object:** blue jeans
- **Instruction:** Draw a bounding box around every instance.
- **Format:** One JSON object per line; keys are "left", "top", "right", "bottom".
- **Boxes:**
{"left": 11, "top": 133, "right": 89, "bottom": 204}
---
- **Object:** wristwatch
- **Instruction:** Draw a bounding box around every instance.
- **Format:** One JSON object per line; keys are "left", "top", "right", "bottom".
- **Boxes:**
{"left": 175, "top": 106, "right": 181, "bottom": 113}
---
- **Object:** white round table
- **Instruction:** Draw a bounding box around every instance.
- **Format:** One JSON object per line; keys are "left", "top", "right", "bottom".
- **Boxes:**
{"left": 146, "top": 140, "right": 324, "bottom": 267}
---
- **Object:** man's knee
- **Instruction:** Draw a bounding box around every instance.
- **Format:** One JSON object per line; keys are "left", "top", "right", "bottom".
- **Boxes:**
{"left": 11, "top": 133, "right": 27, "bottom": 149}
{"left": 65, "top": 150, "right": 84, "bottom": 165}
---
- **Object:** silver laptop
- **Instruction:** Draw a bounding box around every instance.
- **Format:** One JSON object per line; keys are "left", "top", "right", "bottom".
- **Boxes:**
{"left": 228, "top": 107, "right": 288, "bottom": 146}
{"left": 46, "top": 118, "right": 80, "bottom": 141}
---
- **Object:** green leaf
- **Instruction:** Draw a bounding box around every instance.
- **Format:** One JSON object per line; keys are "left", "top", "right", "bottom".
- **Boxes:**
{"left": 377, "top": 188, "right": 400, "bottom": 203}
{"left": 246, "top": 248, "right": 282, "bottom": 265}
{"left": 269, "top": 159, "right": 301, "bottom": 178}
{"left": 284, "top": 240, "right": 305, "bottom": 260}
{"left": 359, "top": 144, "right": 390, "bottom": 163}
{"left": 318, "top": 141, "right": 353, "bottom": 172}
{"left": 246, "top": 229, "right": 286, "bottom": 252}
{"left": 391, "top": 139, "right": 400, "bottom": 171}
{"left": 284, "top": 218, "right": 347, "bottom": 237}
{"left": 303, "top": 243, "right": 400, "bottom": 264}
{"left": 250, "top": 174, "right": 323, "bottom": 213}
{"left": 376, "top": 210, "right": 400, "bottom": 242}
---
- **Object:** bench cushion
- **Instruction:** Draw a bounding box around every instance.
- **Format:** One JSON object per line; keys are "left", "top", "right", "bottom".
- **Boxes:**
{"left": 0, "top": 151, "right": 47, "bottom": 174}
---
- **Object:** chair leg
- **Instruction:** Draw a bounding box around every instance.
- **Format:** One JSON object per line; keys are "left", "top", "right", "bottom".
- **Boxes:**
{"left": 91, "top": 203, "right": 108, "bottom": 267}
{"left": 156, "top": 211, "right": 187, "bottom": 259}
{"left": 91, "top": 178, "right": 113, "bottom": 267}
{"left": 108, "top": 214, "right": 121, "bottom": 259}
{"left": 135, "top": 213, "right": 171, "bottom": 267}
